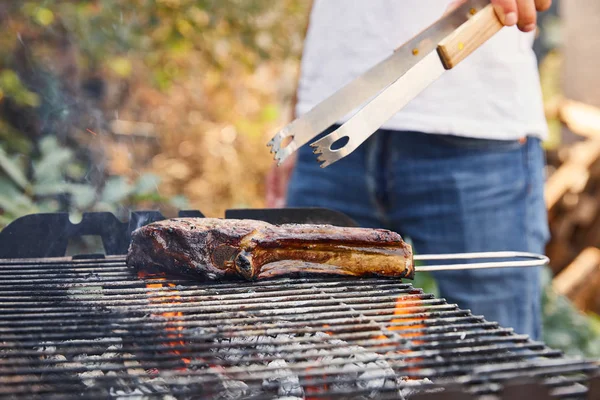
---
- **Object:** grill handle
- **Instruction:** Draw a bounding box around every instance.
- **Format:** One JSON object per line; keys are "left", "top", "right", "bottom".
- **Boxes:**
{"left": 414, "top": 251, "right": 549, "bottom": 272}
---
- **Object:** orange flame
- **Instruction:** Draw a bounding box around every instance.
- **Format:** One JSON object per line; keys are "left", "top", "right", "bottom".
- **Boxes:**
{"left": 386, "top": 296, "right": 426, "bottom": 374}
{"left": 322, "top": 324, "right": 334, "bottom": 336}
{"left": 388, "top": 296, "right": 426, "bottom": 343}
{"left": 140, "top": 271, "right": 191, "bottom": 368}
{"left": 304, "top": 366, "right": 328, "bottom": 400}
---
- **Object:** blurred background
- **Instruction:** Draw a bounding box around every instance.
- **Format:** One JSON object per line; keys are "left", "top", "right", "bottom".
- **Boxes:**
{"left": 1, "top": 1, "right": 600, "bottom": 359}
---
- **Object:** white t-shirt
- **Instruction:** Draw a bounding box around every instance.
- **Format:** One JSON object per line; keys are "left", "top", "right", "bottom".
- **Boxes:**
{"left": 295, "top": 0, "right": 548, "bottom": 140}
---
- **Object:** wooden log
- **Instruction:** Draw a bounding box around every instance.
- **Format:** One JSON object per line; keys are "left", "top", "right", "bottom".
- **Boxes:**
{"left": 547, "top": 174, "right": 600, "bottom": 274}
{"left": 580, "top": 207, "right": 600, "bottom": 250}
{"left": 559, "top": 99, "right": 600, "bottom": 140}
{"left": 571, "top": 193, "right": 598, "bottom": 227}
{"left": 553, "top": 213, "right": 577, "bottom": 242}
{"left": 545, "top": 239, "right": 578, "bottom": 275}
{"left": 544, "top": 140, "right": 600, "bottom": 210}
{"left": 553, "top": 247, "right": 600, "bottom": 312}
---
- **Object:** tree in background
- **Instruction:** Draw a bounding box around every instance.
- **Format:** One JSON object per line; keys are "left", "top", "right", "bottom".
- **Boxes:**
{"left": 0, "top": 0, "right": 311, "bottom": 223}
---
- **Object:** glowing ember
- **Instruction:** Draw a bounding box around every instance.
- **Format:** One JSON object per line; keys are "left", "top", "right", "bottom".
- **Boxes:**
{"left": 387, "top": 295, "right": 427, "bottom": 375}
{"left": 389, "top": 296, "right": 426, "bottom": 343}
{"left": 303, "top": 366, "right": 327, "bottom": 399}
{"left": 140, "top": 272, "right": 191, "bottom": 369}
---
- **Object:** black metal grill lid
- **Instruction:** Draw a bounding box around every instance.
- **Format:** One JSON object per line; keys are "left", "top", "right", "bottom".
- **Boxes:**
{"left": 0, "top": 208, "right": 357, "bottom": 258}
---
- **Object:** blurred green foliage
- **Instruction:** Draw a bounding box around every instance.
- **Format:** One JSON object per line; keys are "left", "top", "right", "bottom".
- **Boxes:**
{"left": 3, "top": 0, "right": 307, "bottom": 87}
{"left": 0, "top": 133, "right": 186, "bottom": 227}
{"left": 541, "top": 270, "right": 600, "bottom": 358}
{"left": 0, "top": 70, "right": 40, "bottom": 107}
{"left": 0, "top": 0, "right": 308, "bottom": 225}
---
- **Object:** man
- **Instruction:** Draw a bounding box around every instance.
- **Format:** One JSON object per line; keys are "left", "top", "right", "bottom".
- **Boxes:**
{"left": 266, "top": 0, "right": 552, "bottom": 340}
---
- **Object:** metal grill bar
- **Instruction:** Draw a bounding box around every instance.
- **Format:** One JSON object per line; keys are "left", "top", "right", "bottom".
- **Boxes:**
{"left": 0, "top": 292, "right": 436, "bottom": 309}
{"left": 1, "top": 344, "right": 562, "bottom": 372}
{"left": 1, "top": 343, "right": 571, "bottom": 379}
{"left": 1, "top": 360, "right": 595, "bottom": 399}
{"left": 0, "top": 256, "right": 597, "bottom": 399}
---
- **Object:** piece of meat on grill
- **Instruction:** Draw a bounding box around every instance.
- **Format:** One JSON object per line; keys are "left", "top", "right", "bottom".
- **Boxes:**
{"left": 126, "top": 218, "right": 414, "bottom": 281}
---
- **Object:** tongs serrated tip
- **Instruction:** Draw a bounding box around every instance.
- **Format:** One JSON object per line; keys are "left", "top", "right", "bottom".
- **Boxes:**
{"left": 267, "top": 126, "right": 297, "bottom": 166}
{"left": 309, "top": 130, "right": 355, "bottom": 168}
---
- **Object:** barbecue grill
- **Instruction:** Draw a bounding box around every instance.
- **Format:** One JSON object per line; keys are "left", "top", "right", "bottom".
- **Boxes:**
{"left": 0, "top": 209, "right": 598, "bottom": 399}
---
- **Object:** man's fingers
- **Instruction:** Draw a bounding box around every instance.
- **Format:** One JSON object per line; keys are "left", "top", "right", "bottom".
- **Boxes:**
{"left": 491, "top": 0, "right": 518, "bottom": 26}
{"left": 516, "top": 0, "right": 537, "bottom": 32}
{"left": 491, "top": 0, "right": 547, "bottom": 32}
{"left": 535, "top": 0, "right": 552, "bottom": 12}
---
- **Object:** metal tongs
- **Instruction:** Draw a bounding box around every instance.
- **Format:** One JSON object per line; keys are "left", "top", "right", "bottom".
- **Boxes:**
{"left": 267, "top": 0, "right": 504, "bottom": 168}
{"left": 412, "top": 251, "right": 549, "bottom": 273}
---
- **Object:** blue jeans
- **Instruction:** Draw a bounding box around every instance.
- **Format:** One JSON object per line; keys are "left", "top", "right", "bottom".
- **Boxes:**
{"left": 286, "top": 126, "right": 550, "bottom": 340}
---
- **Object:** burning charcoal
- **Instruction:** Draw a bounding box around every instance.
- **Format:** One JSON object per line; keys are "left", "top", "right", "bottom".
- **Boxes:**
{"left": 47, "top": 354, "right": 67, "bottom": 363}
{"left": 192, "top": 366, "right": 251, "bottom": 400}
{"left": 255, "top": 334, "right": 296, "bottom": 356}
{"left": 398, "top": 378, "right": 437, "bottom": 399}
{"left": 273, "top": 398, "right": 303, "bottom": 400}
{"left": 74, "top": 354, "right": 108, "bottom": 370}
{"left": 106, "top": 374, "right": 174, "bottom": 399}
{"left": 102, "top": 344, "right": 122, "bottom": 359}
{"left": 301, "top": 332, "right": 401, "bottom": 399}
{"left": 262, "top": 359, "right": 304, "bottom": 398}
{"left": 211, "top": 334, "right": 296, "bottom": 365}
{"left": 358, "top": 365, "right": 397, "bottom": 392}
{"left": 206, "top": 335, "right": 307, "bottom": 398}
{"left": 62, "top": 337, "right": 123, "bottom": 363}
{"left": 124, "top": 361, "right": 146, "bottom": 376}
{"left": 217, "top": 378, "right": 250, "bottom": 400}
{"left": 109, "top": 387, "right": 146, "bottom": 399}
{"left": 34, "top": 342, "right": 56, "bottom": 355}
{"left": 328, "top": 359, "right": 398, "bottom": 399}
{"left": 143, "top": 376, "right": 170, "bottom": 393}
{"left": 79, "top": 369, "right": 105, "bottom": 387}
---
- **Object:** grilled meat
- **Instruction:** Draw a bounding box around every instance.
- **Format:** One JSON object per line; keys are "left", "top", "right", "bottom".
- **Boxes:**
{"left": 126, "top": 218, "right": 414, "bottom": 281}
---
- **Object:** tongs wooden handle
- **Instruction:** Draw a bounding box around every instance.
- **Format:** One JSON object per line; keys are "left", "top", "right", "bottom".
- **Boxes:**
{"left": 437, "top": 4, "right": 504, "bottom": 69}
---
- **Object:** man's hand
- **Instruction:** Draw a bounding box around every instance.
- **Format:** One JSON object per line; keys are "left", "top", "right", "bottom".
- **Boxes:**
{"left": 448, "top": 0, "right": 552, "bottom": 32}
{"left": 265, "top": 156, "right": 297, "bottom": 208}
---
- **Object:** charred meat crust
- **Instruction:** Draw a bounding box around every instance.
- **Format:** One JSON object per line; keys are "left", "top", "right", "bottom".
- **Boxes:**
{"left": 126, "top": 218, "right": 414, "bottom": 281}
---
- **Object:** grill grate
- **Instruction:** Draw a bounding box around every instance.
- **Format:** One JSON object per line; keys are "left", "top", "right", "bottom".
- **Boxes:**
{"left": 0, "top": 256, "right": 598, "bottom": 399}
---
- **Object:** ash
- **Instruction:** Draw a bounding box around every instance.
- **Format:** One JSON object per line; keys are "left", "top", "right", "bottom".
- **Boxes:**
{"left": 206, "top": 333, "right": 304, "bottom": 398}
{"left": 207, "top": 331, "right": 432, "bottom": 399}
{"left": 30, "top": 326, "right": 434, "bottom": 399}
{"left": 398, "top": 378, "right": 438, "bottom": 399}
{"left": 262, "top": 359, "right": 303, "bottom": 398}
{"left": 301, "top": 332, "right": 399, "bottom": 399}
{"left": 35, "top": 339, "right": 175, "bottom": 398}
